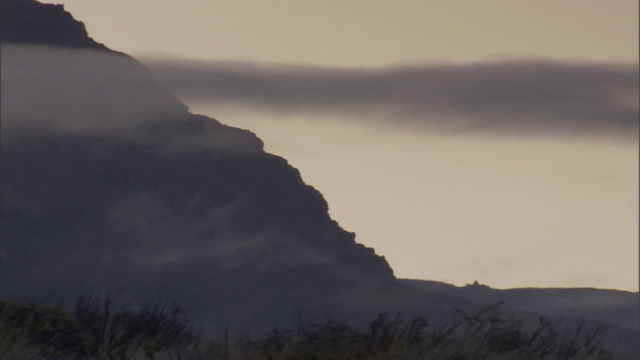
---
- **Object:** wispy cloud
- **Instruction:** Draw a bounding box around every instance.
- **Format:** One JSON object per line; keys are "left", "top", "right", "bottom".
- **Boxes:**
{"left": 143, "top": 57, "right": 639, "bottom": 141}
{"left": 0, "top": 45, "right": 265, "bottom": 154}
{"left": 0, "top": 45, "right": 187, "bottom": 134}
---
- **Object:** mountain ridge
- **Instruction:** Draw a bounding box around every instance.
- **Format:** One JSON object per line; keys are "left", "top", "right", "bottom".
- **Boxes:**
{"left": 1, "top": 0, "right": 396, "bottom": 304}
{"left": 0, "top": 0, "right": 109, "bottom": 50}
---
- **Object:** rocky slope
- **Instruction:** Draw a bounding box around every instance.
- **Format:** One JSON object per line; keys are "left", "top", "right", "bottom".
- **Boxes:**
{"left": 0, "top": 0, "right": 108, "bottom": 50}
{"left": 1, "top": 0, "right": 395, "bottom": 330}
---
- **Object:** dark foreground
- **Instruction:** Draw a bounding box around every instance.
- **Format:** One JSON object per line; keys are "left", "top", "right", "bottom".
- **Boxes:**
{"left": 0, "top": 297, "right": 626, "bottom": 360}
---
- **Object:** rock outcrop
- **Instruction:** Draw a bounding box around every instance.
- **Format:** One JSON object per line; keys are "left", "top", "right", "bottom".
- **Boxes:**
{"left": 1, "top": 0, "right": 108, "bottom": 50}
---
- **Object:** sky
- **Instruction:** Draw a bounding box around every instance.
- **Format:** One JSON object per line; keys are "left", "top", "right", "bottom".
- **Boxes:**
{"left": 40, "top": 0, "right": 639, "bottom": 291}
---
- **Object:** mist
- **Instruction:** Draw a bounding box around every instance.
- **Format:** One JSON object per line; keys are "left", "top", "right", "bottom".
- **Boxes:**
{"left": 0, "top": 45, "right": 187, "bottom": 135}
{"left": 143, "top": 57, "right": 639, "bottom": 141}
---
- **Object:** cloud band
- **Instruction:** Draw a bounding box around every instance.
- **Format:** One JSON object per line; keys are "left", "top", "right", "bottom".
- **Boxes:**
{"left": 144, "top": 58, "right": 639, "bottom": 140}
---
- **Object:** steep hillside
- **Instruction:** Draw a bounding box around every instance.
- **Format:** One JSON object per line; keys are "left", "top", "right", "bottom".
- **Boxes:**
{"left": 0, "top": 0, "right": 394, "bottom": 330}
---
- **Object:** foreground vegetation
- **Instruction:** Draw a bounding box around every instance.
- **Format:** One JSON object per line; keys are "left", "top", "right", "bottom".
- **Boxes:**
{"left": 0, "top": 296, "right": 619, "bottom": 359}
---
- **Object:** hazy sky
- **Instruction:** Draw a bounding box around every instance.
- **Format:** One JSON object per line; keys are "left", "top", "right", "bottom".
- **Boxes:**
{"left": 40, "top": 0, "right": 639, "bottom": 291}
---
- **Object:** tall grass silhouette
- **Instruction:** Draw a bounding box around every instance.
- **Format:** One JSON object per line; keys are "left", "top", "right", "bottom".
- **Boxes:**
{"left": 0, "top": 296, "right": 619, "bottom": 359}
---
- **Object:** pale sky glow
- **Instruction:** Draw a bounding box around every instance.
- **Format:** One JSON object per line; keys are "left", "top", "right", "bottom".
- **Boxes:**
{"left": 41, "top": 0, "right": 639, "bottom": 65}
{"left": 38, "top": 0, "right": 639, "bottom": 291}
{"left": 190, "top": 106, "right": 638, "bottom": 291}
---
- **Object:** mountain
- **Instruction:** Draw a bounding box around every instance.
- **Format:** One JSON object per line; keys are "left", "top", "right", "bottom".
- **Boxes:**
{"left": 1, "top": 0, "right": 395, "bottom": 329}
{"left": 1, "top": 1, "right": 638, "bottom": 357}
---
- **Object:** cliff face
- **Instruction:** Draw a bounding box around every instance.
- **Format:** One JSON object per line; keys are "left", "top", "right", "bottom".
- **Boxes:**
{"left": 0, "top": 0, "right": 108, "bottom": 50}
{"left": 0, "top": 0, "right": 394, "bottom": 329}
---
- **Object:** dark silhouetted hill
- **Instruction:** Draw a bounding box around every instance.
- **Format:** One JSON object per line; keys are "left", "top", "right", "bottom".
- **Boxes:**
{"left": 1, "top": 0, "right": 396, "bottom": 331}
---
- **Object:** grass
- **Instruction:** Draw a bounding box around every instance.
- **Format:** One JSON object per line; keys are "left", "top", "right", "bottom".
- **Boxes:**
{"left": 0, "top": 295, "right": 197, "bottom": 359}
{"left": 0, "top": 296, "right": 622, "bottom": 359}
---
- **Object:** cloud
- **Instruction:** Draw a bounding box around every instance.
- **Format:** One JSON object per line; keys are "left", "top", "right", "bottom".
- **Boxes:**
{"left": 0, "top": 45, "right": 266, "bottom": 154}
{"left": 0, "top": 45, "right": 188, "bottom": 134}
{"left": 143, "top": 57, "right": 639, "bottom": 141}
